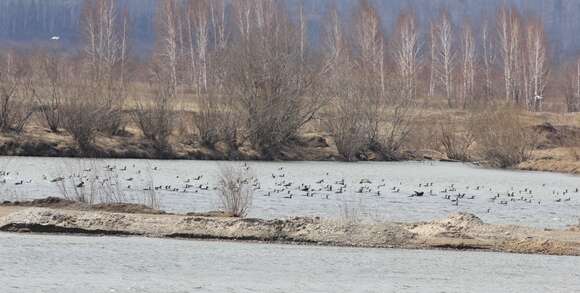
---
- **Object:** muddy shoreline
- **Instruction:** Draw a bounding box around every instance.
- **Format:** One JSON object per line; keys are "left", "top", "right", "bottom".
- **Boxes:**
{"left": 1, "top": 206, "right": 579, "bottom": 256}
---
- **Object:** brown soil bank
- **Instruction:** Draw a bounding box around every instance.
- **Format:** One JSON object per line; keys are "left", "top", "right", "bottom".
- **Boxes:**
{"left": 1, "top": 207, "right": 579, "bottom": 256}
{"left": 2, "top": 120, "right": 580, "bottom": 176}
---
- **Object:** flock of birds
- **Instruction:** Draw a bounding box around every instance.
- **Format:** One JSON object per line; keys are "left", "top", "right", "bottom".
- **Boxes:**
{"left": 260, "top": 167, "right": 578, "bottom": 211}
{"left": 0, "top": 163, "right": 577, "bottom": 214}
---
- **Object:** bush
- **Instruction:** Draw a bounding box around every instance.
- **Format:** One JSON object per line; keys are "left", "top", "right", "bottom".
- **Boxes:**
{"left": 193, "top": 92, "right": 239, "bottom": 148}
{"left": 216, "top": 164, "right": 254, "bottom": 217}
{"left": 325, "top": 96, "right": 367, "bottom": 161}
{"left": 374, "top": 102, "right": 414, "bottom": 160}
{"left": 33, "top": 52, "right": 68, "bottom": 133}
{"left": 133, "top": 86, "right": 174, "bottom": 154}
{"left": 473, "top": 107, "right": 538, "bottom": 168}
{"left": 0, "top": 53, "right": 34, "bottom": 133}
{"left": 61, "top": 97, "right": 105, "bottom": 155}
{"left": 437, "top": 116, "right": 475, "bottom": 161}
{"left": 223, "top": 4, "right": 324, "bottom": 156}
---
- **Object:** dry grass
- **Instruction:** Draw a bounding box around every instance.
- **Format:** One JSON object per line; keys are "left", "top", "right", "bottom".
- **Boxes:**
{"left": 518, "top": 147, "right": 580, "bottom": 174}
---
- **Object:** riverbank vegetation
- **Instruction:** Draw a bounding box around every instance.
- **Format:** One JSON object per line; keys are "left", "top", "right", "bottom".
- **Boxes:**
{"left": 1, "top": 0, "right": 580, "bottom": 171}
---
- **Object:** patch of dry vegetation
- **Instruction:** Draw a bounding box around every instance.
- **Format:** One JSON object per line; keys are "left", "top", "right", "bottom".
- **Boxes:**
{"left": 471, "top": 108, "right": 539, "bottom": 167}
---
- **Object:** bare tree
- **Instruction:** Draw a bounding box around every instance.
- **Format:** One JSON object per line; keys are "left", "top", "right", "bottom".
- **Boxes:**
{"left": 524, "top": 18, "right": 549, "bottom": 112}
{"left": 299, "top": 0, "right": 307, "bottom": 64}
{"left": 498, "top": 6, "right": 522, "bottom": 105}
{"left": 321, "top": 3, "right": 365, "bottom": 161}
{"left": 210, "top": 0, "right": 228, "bottom": 50}
{"left": 428, "top": 22, "right": 437, "bottom": 97}
{"left": 57, "top": 0, "right": 133, "bottom": 153}
{"left": 481, "top": 19, "right": 497, "bottom": 99}
{"left": 226, "top": 0, "right": 325, "bottom": 156}
{"left": 353, "top": 0, "right": 386, "bottom": 98}
{"left": 156, "top": 0, "right": 181, "bottom": 99}
{"left": 563, "top": 58, "right": 580, "bottom": 112}
{"left": 33, "top": 51, "right": 68, "bottom": 133}
{"left": 391, "top": 10, "right": 421, "bottom": 103}
{"left": 352, "top": 0, "right": 387, "bottom": 147}
{"left": 185, "top": 0, "right": 209, "bottom": 94}
{"left": 0, "top": 52, "right": 34, "bottom": 133}
{"left": 460, "top": 20, "right": 476, "bottom": 108}
{"left": 322, "top": 2, "right": 346, "bottom": 72}
{"left": 81, "top": 0, "right": 130, "bottom": 134}
{"left": 433, "top": 10, "right": 456, "bottom": 108}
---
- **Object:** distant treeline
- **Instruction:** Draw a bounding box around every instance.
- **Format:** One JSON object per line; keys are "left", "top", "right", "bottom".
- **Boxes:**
{"left": 1, "top": 0, "right": 580, "bottom": 58}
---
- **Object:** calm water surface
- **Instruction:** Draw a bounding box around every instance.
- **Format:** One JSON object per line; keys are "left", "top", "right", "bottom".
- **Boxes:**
{"left": 0, "top": 233, "right": 579, "bottom": 293}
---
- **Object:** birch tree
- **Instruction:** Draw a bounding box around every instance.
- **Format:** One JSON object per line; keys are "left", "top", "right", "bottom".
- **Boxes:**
{"left": 460, "top": 21, "right": 476, "bottom": 108}
{"left": 433, "top": 10, "right": 456, "bottom": 108}
{"left": 186, "top": 0, "right": 209, "bottom": 93}
{"left": 524, "top": 19, "right": 549, "bottom": 112}
{"left": 81, "top": 0, "right": 130, "bottom": 107}
{"left": 564, "top": 58, "right": 580, "bottom": 112}
{"left": 428, "top": 22, "right": 436, "bottom": 97}
{"left": 353, "top": 0, "right": 385, "bottom": 98}
{"left": 498, "top": 6, "right": 522, "bottom": 105}
{"left": 156, "top": 0, "right": 181, "bottom": 98}
{"left": 482, "top": 20, "right": 496, "bottom": 99}
{"left": 391, "top": 10, "right": 421, "bottom": 103}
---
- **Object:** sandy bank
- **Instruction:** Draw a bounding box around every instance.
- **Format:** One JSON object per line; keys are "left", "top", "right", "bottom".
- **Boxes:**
{"left": 1, "top": 207, "right": 579, "bottom": 256}
{"left": 0, "top": 206, "right": 24, "bottom": 218}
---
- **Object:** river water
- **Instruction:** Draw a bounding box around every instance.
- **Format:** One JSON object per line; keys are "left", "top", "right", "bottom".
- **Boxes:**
{"left": 0, "top": 157, "right": 578, "bottom": 228}
{"left": 1, "top": 157, "right": 579, "bottom": 292}
{"left": 0, "top": 233, "right": 578, "bottom": 293}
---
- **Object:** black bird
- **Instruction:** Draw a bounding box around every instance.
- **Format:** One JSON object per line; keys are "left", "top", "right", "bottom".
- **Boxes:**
{"left": 413, "top": 191, "right": 424, "bottom": 197}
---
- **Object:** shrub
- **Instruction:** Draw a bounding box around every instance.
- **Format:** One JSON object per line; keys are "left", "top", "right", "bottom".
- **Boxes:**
{"left": 374, "top": 102, "right": 415, "bottom": 160}
{"left": 325, "top": 97, "right": 367, "bottom": 161}
{"left": 437, "top": 116, "right": 475, "bottom": 161}
{"left": 193, "top": 92, "right": 239, "bottom": 148}
{"left": 216, "top": 164, "right": 254, "bottom": 217}
{"left": 133, "top": 84, "right": 174, "bottom": 154}
{"left": 61, "top": 97, "right": 104, "bottom": 155}
{"left": 473, "top": 107, "right": 538, "bottom": 168}
{"left": 0, "top": 53, "right": 34, "bottom": 133}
